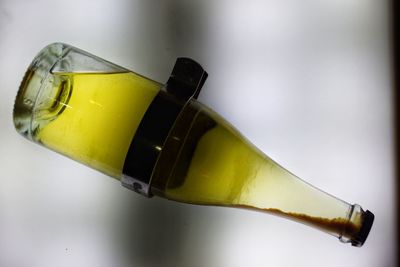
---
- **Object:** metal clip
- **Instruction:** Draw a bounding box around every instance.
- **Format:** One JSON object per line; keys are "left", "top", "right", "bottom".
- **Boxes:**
{"left": 121, "top": 58, "right": 208, "bottom": 197}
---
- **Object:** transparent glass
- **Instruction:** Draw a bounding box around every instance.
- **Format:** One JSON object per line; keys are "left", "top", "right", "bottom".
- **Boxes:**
{"left": 14, "top": 43, "right": 162, "bottom": 178}
{"left": 151, "top": 100, "right": 373, "bottom": 246}
{"left": 14, "top": 43, "right": 374, "bottom": 247}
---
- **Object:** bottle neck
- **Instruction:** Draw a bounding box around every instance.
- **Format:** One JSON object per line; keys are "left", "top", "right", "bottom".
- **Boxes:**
{"left": 227, "top": 200, "right": 373, "bottom": 246}
{"left": 339, "top": 204, "right": 374, "bottom": 247}
{"left": 228, "top": 171, "right": 374, "bottom": 246}
{"left": 150, "top": 99, "right": 374, "bottom": 246}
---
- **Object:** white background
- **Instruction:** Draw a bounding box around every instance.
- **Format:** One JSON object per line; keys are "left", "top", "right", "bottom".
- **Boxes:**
{"left": 0, "top": 0, "right": 396, "bottom": 266}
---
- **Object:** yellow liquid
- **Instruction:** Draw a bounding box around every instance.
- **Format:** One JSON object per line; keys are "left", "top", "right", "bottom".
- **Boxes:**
{"left": 32, "top": 71, "right": 161, "bottom": 178}
{"left": 26, "top": 71, "right": 361, "bottom": 239}
{"left": 152, "top": 101, "right": 360, "bottom": 237}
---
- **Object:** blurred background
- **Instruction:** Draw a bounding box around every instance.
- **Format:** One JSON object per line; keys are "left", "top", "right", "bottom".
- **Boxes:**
{"left": 0, "top": 0, "right": 397, "bottom": 266}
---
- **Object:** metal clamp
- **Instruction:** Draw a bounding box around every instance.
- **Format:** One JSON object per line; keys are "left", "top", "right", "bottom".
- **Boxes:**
{"left": 121, "top": 58, "right": 208, "bottom": 196}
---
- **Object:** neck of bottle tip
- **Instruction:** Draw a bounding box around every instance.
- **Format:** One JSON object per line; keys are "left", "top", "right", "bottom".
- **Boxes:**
{"left": 339, "top": 204, "right": 374, "bottom": 247}
{"left": 227, "top": 198, "right": 372, "bottom": 246}
{"left": 272, "top": 200, "right": 373, "bottom": 247}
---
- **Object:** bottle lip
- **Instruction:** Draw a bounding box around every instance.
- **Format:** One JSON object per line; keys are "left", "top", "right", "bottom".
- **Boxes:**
{"left": 13, "top": 42, "right": 68, "bottom": 140}
{"left": 351, "top": 209, "right": 374, "bottom": 247}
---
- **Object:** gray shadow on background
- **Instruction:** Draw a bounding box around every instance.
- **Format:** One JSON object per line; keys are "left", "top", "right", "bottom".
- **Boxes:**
{"left": 391, "top": 0, "right": 399, "bottom": 254}
{"left": 112, "top": 2, "right": 209, "bottom": 267}
{"left": 115, "top": 196, "right": 189, "bottom": 267}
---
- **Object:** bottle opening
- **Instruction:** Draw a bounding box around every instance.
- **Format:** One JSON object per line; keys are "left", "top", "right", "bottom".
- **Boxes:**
{"left": 14, "top": 43, "right": 67, "bottom": 140}
{"left": 350, "top": 210, "right": 374, "bottom": 247}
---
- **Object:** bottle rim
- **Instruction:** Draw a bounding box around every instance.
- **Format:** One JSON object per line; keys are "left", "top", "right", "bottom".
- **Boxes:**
{"left": 13, "top": 42, "right": 68, "bottom": 140}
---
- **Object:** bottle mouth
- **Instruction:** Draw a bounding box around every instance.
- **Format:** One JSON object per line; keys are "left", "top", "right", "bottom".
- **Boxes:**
{"left": 350, "top": 209, "right": 374, "bottom": 247}
{"left": 339, "top": 204, "right": 375, "bottom": 247}
{"left": 13, "top": 43, "right": 67, "bottom": 140}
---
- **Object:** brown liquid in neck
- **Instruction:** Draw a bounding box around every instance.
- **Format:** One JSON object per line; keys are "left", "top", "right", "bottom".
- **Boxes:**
{"left": 236, "top": 204, "right": 360, "bottom": 238}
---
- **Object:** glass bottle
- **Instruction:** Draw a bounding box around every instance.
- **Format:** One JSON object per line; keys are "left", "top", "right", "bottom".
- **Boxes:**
{"left": 13, "top": 43, "right": 374, "bottom": 247}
